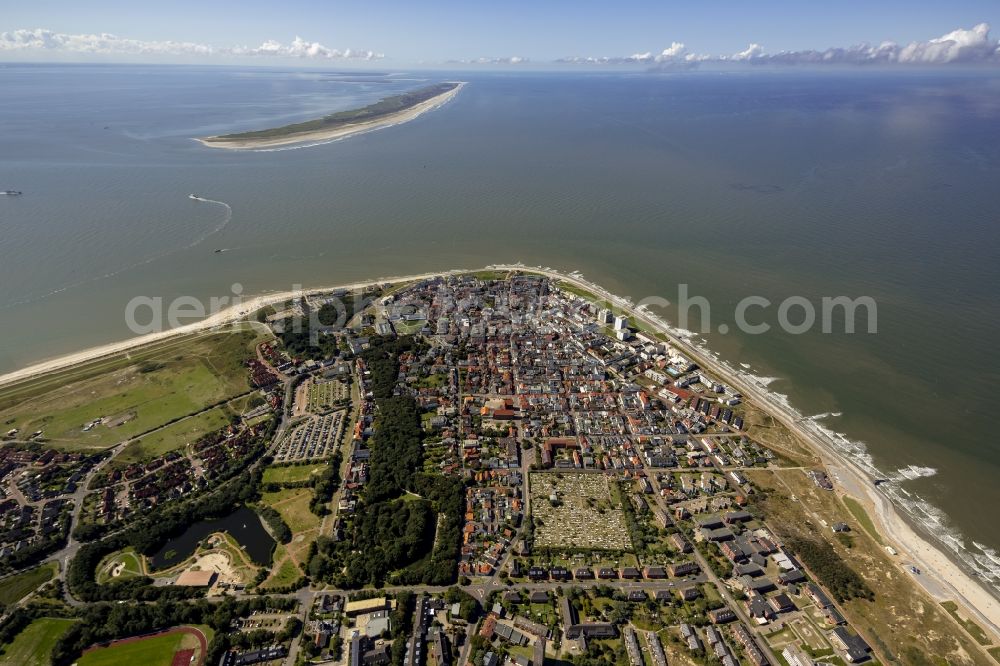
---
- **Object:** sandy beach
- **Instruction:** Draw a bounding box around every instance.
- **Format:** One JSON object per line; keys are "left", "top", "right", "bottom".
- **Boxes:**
{"left": 1, "top": 263, "right": 997, "bottom": 643}
{"left": 0, "top": 268, "right": 466, "bottom": 390}
{"left": 196, "top": 82, "right": 465, "bottom": 150}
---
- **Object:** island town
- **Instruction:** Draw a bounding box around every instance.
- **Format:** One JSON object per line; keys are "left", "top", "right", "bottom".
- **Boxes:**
{"left": 0, "top": 270, "right": 995, "bottom": 666}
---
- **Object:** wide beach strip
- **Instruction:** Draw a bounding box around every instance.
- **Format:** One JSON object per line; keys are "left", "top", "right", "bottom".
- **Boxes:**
{"left": 197, "top": 81, "right": 464, "bottom": 150}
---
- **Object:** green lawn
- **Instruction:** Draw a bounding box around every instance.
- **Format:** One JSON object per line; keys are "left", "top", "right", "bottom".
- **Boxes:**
{"left": 0, "top": 328, "right": 269, "bottom": 452}
{"left": 0, "top": 562, "right": 58, "bottom": 608}
{"left": 77, "top": 630, "right": 190, "bottom": 666}
{"left": 0, "top": 617, "right": 75, "bottom": 666}
{"left": 263, "top": 463, "right": 326, "bottom": 485}
{"left": 842, "top": 496, "right": 884, "bottom": 545}
{"left": 261, "top": 488, "right": 320, "bottom": 534}
{"left": 470, "top": 270, "right": 510, "bottom": 280}
{"left": 95, "top": 548, "right": 144, "bottom": 585}
{"left": 261, "top": 547, "right": 302, "bottom": 590}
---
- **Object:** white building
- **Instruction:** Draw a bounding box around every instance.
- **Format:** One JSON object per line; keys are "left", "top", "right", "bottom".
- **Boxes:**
{"left": 597, "top": 308, "right": 613, "bottom": 324}
{"left": 614, "top": 315, "right": 629, "bottom": 331}
{"left": 782, "top": 645, "right": 816, "bottom": 666}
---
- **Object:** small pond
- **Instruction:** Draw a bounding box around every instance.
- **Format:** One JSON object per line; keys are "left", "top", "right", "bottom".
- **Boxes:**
{"left": 150, "top": 506, "right": 274, "bottom": 570}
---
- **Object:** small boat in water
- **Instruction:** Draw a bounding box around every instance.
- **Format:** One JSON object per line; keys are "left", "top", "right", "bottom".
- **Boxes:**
{"left": 189, "top": 193, "right": 201, "bottom": 200}
{"left": 1, "top": 190, "right": 23, "bottom": 196}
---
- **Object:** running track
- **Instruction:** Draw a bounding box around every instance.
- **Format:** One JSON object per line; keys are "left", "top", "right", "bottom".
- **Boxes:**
{"left": 81, "top": 625, "right": 208, "bottom": 666}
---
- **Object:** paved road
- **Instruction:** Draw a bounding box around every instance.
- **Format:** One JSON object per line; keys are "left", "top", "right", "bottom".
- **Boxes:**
{"left": 646, "top": 473, "right": 780, "bottom": 664}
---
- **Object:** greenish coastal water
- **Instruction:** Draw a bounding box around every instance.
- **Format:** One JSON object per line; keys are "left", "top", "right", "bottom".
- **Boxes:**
{"left": 1, "top": 64, "right": 998, "bottom": 589}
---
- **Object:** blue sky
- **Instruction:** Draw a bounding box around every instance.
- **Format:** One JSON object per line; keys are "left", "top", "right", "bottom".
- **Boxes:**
{"left": 4, "top": 0, "right": 1000, "bottom": 66}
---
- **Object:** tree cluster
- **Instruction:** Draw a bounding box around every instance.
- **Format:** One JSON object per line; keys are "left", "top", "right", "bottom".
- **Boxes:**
{"left": 787, "top": 536, "right": 875, "bottom": 602}
{"left": 258, "top": 506, "right": 292, "bottom": 544}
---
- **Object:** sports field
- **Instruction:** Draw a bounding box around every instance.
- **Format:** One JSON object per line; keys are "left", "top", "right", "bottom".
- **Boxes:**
{"left": 77, "top": 626, "right": 207, "bottom": 666}
{"left": 0, "top": 328, "right": 270, "bottom": 452}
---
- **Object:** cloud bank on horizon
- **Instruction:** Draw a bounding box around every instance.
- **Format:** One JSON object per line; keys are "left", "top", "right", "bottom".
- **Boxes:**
{"left": 2, "top": 24, "right": 999, "bottom": 66}
{"left": 0, "top": 28, "right": 383, "bottom": 60}
{"left": 559, "top": 23, "right": 1000, "bottom": 67}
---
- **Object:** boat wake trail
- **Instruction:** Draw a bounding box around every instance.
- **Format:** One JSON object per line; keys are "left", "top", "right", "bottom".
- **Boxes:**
{"left": 186, "top": 196, "right": 233, "bottom": 247}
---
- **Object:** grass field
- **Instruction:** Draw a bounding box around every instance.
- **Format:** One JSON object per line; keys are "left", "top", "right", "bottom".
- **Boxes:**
{"left": 0, "top": 562, "right": 58, "bottom": 608}
{"left": 262, "top": 463, "right": 325, "bottom": 485}
{"left": 116, "top": 404, "right": 234, "bottom": 464}
{"left": 259, "top": 487, "right": 321, "bottom": 585}
{"left": 260, "top": 549, "right": 302, "bottom": 590}
{"left": 0, "top": 328, "right": 269, "bottom": 452}
{"left": 0, "top": 617, "right": 75, "bottom": 666}
{"left": 96, "top": 548, "right": 145, "bottom": 585}
{"left": 842, "top": 496, "right": 884, "bottom": 545}
{"left": 77, "top": 628, "right": 203, "bottom": 666}
{"left": 261, "top": 488, "right": 320, "bottom": 535}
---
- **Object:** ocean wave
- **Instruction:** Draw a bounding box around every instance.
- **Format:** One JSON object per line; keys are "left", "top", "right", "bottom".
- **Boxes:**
{"left": 807, "top": 412, "right": 842, "bottom": 420}
{"left": 894, "top": 465, "right": 938, "bottom": 481}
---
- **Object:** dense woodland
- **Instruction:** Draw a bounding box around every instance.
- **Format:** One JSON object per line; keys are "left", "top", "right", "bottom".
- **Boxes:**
{"left": 308, "top": 336, "right": 462, "bottom": 588}
{"left": 787, "top": 536, "right": 875, "bottom": 602}
{"left": 258, "top": 506, "right": 292, "bottom": 544}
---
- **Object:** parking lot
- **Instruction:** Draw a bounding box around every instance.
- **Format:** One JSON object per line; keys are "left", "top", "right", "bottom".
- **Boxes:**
{"left": 275, "top": 410, "right": 346, "bottom": 461}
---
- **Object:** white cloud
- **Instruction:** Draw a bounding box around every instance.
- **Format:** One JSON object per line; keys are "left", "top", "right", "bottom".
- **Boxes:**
{"left": 897, "top": 23, "right": 997, "bottom": 63}
{"left": 726, "top": 23, "right": 1000, "bottom": 65}
{"left": 729, "top": 43, "right": 764, "bottom": 62}
{"left": 0, "top": 28, "right": 382, "bottom": 60}
{"left": 658, "top": 42, "right": 687, "bottom": 60}
{"left": 232, "top": 36, "right": 381, "bottom": 60}
{"left": 561, "top": 24, "right": 1000, "bottom": 68}
{"left": 447, "top": 56, "right": 529, "bottom": 65}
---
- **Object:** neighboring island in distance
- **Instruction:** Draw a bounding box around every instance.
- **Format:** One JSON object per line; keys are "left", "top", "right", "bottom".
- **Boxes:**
{"left": 197, "top": 81, "right": 465, "bottom": 150}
